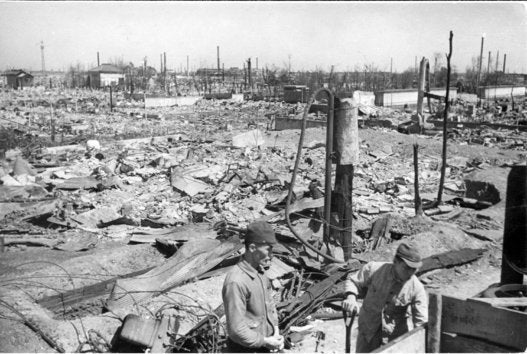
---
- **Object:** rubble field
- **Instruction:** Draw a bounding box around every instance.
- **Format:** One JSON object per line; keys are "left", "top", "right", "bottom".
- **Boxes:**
{"left": 0, "top": 88, "right": 526, "bottom": 353}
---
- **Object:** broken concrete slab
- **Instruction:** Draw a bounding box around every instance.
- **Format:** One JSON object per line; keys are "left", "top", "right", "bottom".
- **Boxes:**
{"left": 71, "top": 207, "right": 121, "bottom": 229}
{"left": 463, "top": 167, "right": 509, "bottom": 205}
{"left": 170, "top": 169, "right": 213, "bottom": 197}
{"left": 232, "top": 129, "right": 265, "bottom": 148}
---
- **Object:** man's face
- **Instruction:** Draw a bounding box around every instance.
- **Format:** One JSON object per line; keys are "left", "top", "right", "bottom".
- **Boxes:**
{"left": 393, "top": 257, "right": 418, "bottom": 283}
{"left": 250, "top": 243, "right": 273, "bottom": 272}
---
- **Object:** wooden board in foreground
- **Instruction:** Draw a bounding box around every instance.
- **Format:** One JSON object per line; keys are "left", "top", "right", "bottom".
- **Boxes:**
{"left": 372, "top": 325, "right": 426, "bottom": 353}
{"left": 441, "top": 295, "right": 527, "bottom": 351}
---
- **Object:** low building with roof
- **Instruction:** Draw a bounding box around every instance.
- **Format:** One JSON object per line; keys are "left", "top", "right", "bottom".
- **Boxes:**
{"left": 2, "top": 69, "right": 34, "bottom": 89}
{"left": 87, "top": 64, "right": 124, "bottom": 88}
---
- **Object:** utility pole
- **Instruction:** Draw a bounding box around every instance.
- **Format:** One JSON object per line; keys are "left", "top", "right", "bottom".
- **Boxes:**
{"left": 247, "top": 58, "right": 252, "bottom": 92}
{"left": 476, "top": 34, "right": 485, "bottom": 94}
{"left": 217, "top": 45, "right": 220, "bottom": 72}
{"left": 164, "top": 52, "right": 167, "bottom": 94}
{"left": 40, "top": 41, "right": 45, "bottom": 72}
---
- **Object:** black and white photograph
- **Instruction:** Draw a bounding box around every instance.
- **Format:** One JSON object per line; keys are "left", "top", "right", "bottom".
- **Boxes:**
{"left": 0, "top": 1, "right": 526, "bottom": 353}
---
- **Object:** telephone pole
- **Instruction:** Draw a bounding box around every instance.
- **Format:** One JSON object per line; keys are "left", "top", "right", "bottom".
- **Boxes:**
{"left": 40, "top": 41, "right": 45, "bottom": 72}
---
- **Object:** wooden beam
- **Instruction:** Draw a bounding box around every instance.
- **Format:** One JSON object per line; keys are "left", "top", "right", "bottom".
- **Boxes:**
{"left": 423, "top": 92, "right": 444, "bottom": 100}
{"left": 470, "top": 296, "right": 527, "bottom": 308}
{"left": 441, "top": 294, "right": 527, "bottom": 350}
{"left": 372, "top": 325, "right": 426, "bottom": 353}
{"left": 427, "top": 292, "right": 442, "bottom": 353}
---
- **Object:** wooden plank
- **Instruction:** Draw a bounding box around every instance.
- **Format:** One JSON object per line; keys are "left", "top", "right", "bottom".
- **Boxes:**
{"left": 441, "top": 295, "right": 527, "bottom": 351}
{"left": 471, "top": 297, "right": 527, "bottom": 307}
{"left": 441, "top": 332, "right": 514, "bottom": 353}
{"left": 372, "top": 325, "right": 426, "bottom": 353}
{"left": 427, "top": 292, "right": 441, "bottom": 353}
{"left": 416, "top": 248, "right": 486, "bottom": 276}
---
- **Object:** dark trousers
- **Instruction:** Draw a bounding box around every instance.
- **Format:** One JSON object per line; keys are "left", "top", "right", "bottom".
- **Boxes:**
{"left": 224, "top": 338, "right": 270, "bottom": 353}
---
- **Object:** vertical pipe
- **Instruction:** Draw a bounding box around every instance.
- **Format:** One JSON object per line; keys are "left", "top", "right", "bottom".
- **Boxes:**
{"left": 323, "top": 91, "right": 335, "bottom": 255}
{"left": 334, "top": 98, "right": 358, "bottom": 261}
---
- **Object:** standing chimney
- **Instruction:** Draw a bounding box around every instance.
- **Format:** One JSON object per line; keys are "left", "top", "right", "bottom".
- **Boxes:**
{"left": 496, "top": 50, "right": 499, "bottom": 72}
{"left": 187, "top": 55, "right": 189, "bottom": 75}
{"left": 503, "top": 54, "right": 507, "bottom": 73}
{"left": 97, "top": 52, "right": 100, "bottom": 66}
{"left": 217, "top": 46, "right": 220, "bottom": 72}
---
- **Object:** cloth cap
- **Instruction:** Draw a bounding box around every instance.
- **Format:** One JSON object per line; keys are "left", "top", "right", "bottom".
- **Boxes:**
{"left": 396, "top": 243, "right": 422, "bottom": 268}
{"left": 245, "top": 221, "right": 277, "bottom": 245}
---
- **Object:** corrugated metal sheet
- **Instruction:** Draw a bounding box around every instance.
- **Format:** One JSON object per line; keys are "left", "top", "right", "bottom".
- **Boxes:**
{"left": 106, "top": 237, "right": 242, "bottom": 311}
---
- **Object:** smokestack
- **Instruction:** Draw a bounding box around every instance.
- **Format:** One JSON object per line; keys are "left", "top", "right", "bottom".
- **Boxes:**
{"left": 187, "top": 55, "right": 189, "bottom": 75}
{"left": 503, "top": 54, "right": 507, "bottom": 73}
{"left": 217, "top": 46, "right": 220, "bottom": 72}
{"left": 256, "top": 57, "right": 258, "bottom": 71}
{"left": 97, "top": 52, "right": 100, "bottom": 66}
{"left": 496, "top": 50, "right": 499, "bottom": 72}
{"left": 160, "top": 54, "right": 163, "bottom": 73}
{"left": 487, "top": 51, "right": 491, "bottom": 75}
{"left": 247, "top": 58, "right": 252, "bottom": 91}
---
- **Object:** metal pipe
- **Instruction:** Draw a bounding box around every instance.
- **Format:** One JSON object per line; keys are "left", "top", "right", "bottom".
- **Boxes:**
{"left": 285, "top": 87, "right": 343, "bottom": 263}
{"left": 324, "top": 90, "right": 335, "bottom": 250}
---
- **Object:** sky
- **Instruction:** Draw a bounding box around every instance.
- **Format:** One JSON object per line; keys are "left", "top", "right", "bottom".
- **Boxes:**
{"left": 1, "top": 1, "right": 526, "bottom": 74}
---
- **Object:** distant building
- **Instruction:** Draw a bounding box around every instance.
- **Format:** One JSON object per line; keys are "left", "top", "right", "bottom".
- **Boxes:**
{"left": 283, "top": 85, "right": 309, "bottom": 103}
{"left": 87, "top": 64, "right": 124, "bottom": 88}
{"left": 2, "top": 69, "right": 34, "bottom": 89}
{"left": 374, "top": 87, "right": 458, "bottom": 108}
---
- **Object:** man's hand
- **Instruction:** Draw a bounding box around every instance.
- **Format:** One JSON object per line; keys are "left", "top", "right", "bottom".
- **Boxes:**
{"left": 342, "top": 293, "right": 358, "bottom": 315}
{"left": 263, "top": 334, "right": 284, "bottom": 351}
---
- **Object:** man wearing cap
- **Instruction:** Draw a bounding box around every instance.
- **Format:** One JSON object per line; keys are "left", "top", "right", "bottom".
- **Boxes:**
{"left": 222, "top": 221, "right": 284, "bottom": 353}
{"left": 342, "top": 243, "right": 428, "bottom": 353}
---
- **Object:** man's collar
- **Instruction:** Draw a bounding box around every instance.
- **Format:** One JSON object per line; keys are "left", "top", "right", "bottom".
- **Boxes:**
{"left": 238, "top": 259, "right": 259, "bottom": 279}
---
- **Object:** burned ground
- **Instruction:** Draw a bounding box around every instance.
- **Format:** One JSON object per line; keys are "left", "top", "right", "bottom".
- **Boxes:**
{"left": 0, "top": 87, "right": 526, "bottom": 352}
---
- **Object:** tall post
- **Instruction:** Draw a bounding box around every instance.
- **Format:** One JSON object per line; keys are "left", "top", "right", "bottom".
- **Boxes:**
{"left": 500, "top": 166, "right": 527, "bottom": 285}
{"left": 427, "top": 292, "right": 442, "bottom": 353}
{"left": 487, "top": 51, "right": 491, "bottom": 76}
{"left": 333, "top": 98, "right": 359, "bottom": 261}
{"left": 437, "top": 31, "right": 453, "bottom": 205}
{"left": 109, "top": 85, "right": 113, "bottom": 112}
{"left": 217, "top": 46, "right": 220, "bottom": 72}
{"left": 503, "top": 53, "right": 507, "bottom": 73}
{"left": 416, "top": 57, "right": 428, "bottom": 132}
{"left": 247, "top": 58, "right": 252, "bottom": 92}
{"left": 414, "top": 143, "right": 423, "bottom": 216}
{"left": 476, "top": 34, "right": 485, "bottom": 96}
{"left": 222, "top": 63, "right": 225, "bottom": 83}
{"left": 164, "top": 52, "right": 167, "bottom": 94}
{"left": 97, "top": 52, "right": 100, "bottom": 67}
{"left": 186, "top": 55, "right": 189, "bottom": 75}
{"left": 495, "top": 50, "right": 499, "bottom": 72}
